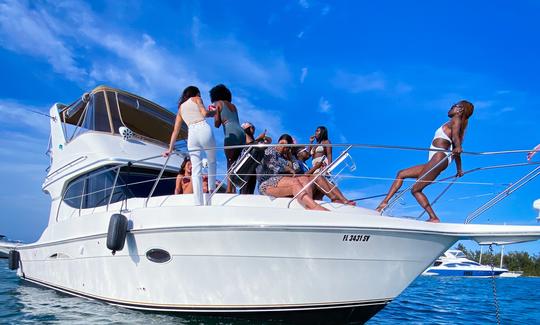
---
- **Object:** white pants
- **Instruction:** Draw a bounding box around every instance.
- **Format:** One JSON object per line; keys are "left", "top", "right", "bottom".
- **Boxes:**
{"left": 187, "top": 121, "right": 216, "bottom": 206}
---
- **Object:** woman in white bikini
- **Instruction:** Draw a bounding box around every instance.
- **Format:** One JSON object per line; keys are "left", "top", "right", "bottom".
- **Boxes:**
{"left": 309, "top": 126, "right": 332, "bottom": 169}
{"left": 375, "top": 100, "right": 474, "bottom": 222}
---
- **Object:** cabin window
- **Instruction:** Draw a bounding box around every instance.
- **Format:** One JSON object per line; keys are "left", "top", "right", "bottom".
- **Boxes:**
{"left": 434, "top": 261, "right": 442, "bottom": 266}
{"left": 62, "top": 165, "right": 176, "bottom": 209}
{"left": 63, "top": 177, "right": 85, "bottom": 208}
{"left": 93, "top": 92, "right": 111, "bottom": 133}
{"left": 60, "top": 88, "right": 182, "bottom": 144}
{"left": 107, "top": 91, "right": 124, "bottom": 133}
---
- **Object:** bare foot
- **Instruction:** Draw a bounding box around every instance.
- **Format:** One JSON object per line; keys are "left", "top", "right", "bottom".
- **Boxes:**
{"left": 375, "top": 202, "right": 387, "bottom": 212}
{"left": 331, "top": 198, "right": 356, "bottom": 206}
{"left": 426, "top": 218, "right": 440, "bottom": 223}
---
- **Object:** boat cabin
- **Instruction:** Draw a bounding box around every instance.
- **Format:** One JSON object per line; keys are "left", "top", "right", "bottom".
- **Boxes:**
{"left": 58, "top": 85, "right": 187, "bottom": 145}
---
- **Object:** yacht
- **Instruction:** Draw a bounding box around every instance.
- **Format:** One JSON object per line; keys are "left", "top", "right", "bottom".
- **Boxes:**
{"left": 6, "top": 86, "right": 540, "bottom": 324}
{"left": 422, "top": 249, "right": 507, "bottom": 277}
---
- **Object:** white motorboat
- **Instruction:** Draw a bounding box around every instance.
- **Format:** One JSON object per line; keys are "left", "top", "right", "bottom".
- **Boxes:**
{"left": 7, "top": 86, "right": 540, "bottom": 324}
{"left": 499, "top": 271, "right": 523, "bottom": 278}
{"left": 422, "top": 249, "right": 507, "bottom": 277}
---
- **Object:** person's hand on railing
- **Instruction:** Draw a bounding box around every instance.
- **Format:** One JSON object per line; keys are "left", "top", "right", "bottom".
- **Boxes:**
{"left": 527, "top": 144, "right": 540, "bottom": 161}
{"left": 162, "top": 148, "right": 173, "bottom": 157}
{"left": 452, "top": 146, "right": 463, "bottom": 156}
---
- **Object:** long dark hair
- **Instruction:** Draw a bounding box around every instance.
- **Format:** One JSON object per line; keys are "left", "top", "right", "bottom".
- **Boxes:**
{"left": 179, "top": 156, "right": 191, "bottom": 175}
{"left": 316, "top": 126, "right": 329, "bottom": 142}
{"left": 179, "top": 86, "right": 200, "bottom": 106}
{"left": 279, "top": 134, "right": 294, "bottom": 144}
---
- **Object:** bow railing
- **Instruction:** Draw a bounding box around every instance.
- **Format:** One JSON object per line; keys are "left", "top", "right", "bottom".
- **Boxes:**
{"left": 54, "top": 142, "right": 540, "bottom": 224}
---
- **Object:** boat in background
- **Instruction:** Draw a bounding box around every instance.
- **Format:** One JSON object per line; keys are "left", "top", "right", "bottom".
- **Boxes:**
{"left": 422, "top": 249, "right": 507, "bottom": 277}
{"left": 498, "top": 245, "right": 523, "bottom": 278}
{"left": 499, "top": 271, "right": 523, "bottom": 278}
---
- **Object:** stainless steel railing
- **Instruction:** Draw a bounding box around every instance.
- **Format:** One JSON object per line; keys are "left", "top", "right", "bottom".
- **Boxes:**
{"left": 53, "top": 142, "right": 540, "bottom": 223}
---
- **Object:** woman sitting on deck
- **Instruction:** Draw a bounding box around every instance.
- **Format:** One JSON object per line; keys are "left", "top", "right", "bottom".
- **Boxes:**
{"left": 309, "top": 126, "right": 332, "bottom": 169}
{"left": 295, "top": 148, "right": 355, "bottom": 205}
{"left": 256, "top": 134, "right": 328, "bottom": 211}
{"left": 375, "top": 100, "right": 474, "bottom": 222}
{"left": 175, "top": 157, "right": 208, "bottom": 195}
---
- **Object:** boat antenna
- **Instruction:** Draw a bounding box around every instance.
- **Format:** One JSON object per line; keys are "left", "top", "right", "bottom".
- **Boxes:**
{"left": 25, "top": 108, "right": 56, "bottom": 121}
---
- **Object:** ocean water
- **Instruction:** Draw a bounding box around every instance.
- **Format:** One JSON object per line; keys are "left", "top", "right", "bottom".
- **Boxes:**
{"left": 1, "top": 259, "right": 539, "bottom": 324}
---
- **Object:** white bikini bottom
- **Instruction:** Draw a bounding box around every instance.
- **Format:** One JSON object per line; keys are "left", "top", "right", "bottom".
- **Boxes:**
{"left": 428, "top": 144, "right": 452, "bottom": 164}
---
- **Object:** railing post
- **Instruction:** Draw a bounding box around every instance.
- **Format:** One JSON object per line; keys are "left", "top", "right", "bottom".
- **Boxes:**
{"left": 145, "top": 153, "right": 172, "bottom": 207}
{"left": 381, "top": 153, "right": 452, "bottom": 215}
{"left": 107, "top": 168, "right": 121, "bottom": 211}
{"left": 416, "top": 176, "right": 458, "bottom": 219}
{"left": 466, "top": 165, "right": 540, "bottom": 223}
{"left": 287, "top": 145, "right": 352, "bottom": 208}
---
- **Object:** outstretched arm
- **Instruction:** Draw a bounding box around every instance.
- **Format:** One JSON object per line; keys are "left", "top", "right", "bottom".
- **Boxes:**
{"left": 164, "top": 110, "right": 184, "bottom": 156}
{"left": 450, "top": 116, "right": 464, "bottom": 176}
{"left": 193, "top": 96, "right": 215, "bottom": 118}
{"left": 214, "top": 101, "right": 223, "bottom": 128}
{"left": 528, "top": 144, "right": 540, "bottom": 161}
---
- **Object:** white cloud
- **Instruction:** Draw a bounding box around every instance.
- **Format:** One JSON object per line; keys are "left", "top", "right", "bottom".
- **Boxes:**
{"left": 319, "top": 97, "right": 332, "bottom": 113}
{"left": 395, "top": 82, "right": 413, "bottom": 94}
{"left": 0, "top": 0, "right": 290, "bottom": 102}
{"left": 474, "top": 100, "right": 495, "bottom": 109}
{"left": 300, "top": 67, "right": 308, "bottom": 83}
{"left": 321, "top": 5, "right": 331, "bottom": 15}
{"left": 234, "top": 96, "right": 284, "bottom": 137}
{"left": 0, "top": 99, "right": 51, "bottom": 134}
{"left": 332, "top": 71, "right": 386, "bottom": 93}
{"left": 0, "top": 0, "right": 87, "bottom": 81}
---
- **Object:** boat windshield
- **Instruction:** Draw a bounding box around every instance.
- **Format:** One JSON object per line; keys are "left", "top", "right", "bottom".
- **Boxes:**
{"left": 59, "top": 86, "right": 187, "bottom": 144}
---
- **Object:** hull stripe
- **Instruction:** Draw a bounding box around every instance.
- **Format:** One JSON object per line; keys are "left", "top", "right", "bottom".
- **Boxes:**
{"left": 21, "top": 276, "right": 392, "bottom": 312}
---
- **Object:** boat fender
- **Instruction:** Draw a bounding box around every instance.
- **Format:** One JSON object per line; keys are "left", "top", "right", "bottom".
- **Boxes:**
{"left": 106, "top": 214, "right": 128, "bottom": 255}
{"left": 8, "top": 250, "right": 20, "bottom": 270}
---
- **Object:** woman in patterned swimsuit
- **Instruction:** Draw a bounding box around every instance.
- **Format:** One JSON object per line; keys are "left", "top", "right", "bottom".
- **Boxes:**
{"left": 256, "top": 134, "right": 328, "bottom": 211}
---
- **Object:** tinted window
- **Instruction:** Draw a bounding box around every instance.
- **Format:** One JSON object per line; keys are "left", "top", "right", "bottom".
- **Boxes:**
{"left": 63, "top": 165, "right": 176, "bottom": 209}
{"left": 107, "top": 91, "right": 124, "bottom": 133}
{"left": 94, "top": 91, "right": 111, "bottom": 133}
{"left": 64, "top": 178, "right": 85, "bottom": 208}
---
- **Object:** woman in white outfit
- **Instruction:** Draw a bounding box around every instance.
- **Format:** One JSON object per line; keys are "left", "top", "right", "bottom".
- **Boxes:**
{"left": 375, "top": 100, "right": 474, "bottom": 222}
{"left": 164, "top": 86, "right": 216, "bottom": 206}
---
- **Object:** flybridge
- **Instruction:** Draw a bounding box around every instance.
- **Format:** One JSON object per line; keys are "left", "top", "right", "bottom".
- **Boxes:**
{"left": 56, "top": 85, "right": 186, "bottom": 145}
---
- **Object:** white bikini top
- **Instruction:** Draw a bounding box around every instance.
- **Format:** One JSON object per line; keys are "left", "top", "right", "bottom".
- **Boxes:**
{"left": 181, "top": 98, "right": 204, "bottom": 125}
{"left": 311, "top": 145, "right": 324, "bottom": 155}
{"left": 433, "top": 124, "right": 452, "bottom": 143}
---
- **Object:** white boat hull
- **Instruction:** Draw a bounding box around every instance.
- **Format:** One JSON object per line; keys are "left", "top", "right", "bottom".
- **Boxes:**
{"left": 13, "top": 194, "right": 540, "bottom": 323}
{"left": 15, "top": 196, "right": 467, "bottom": 323}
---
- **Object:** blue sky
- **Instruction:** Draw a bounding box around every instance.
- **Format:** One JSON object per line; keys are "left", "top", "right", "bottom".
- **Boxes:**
{"left": 0, "top": 0, "right": 539, "bottom": 253}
